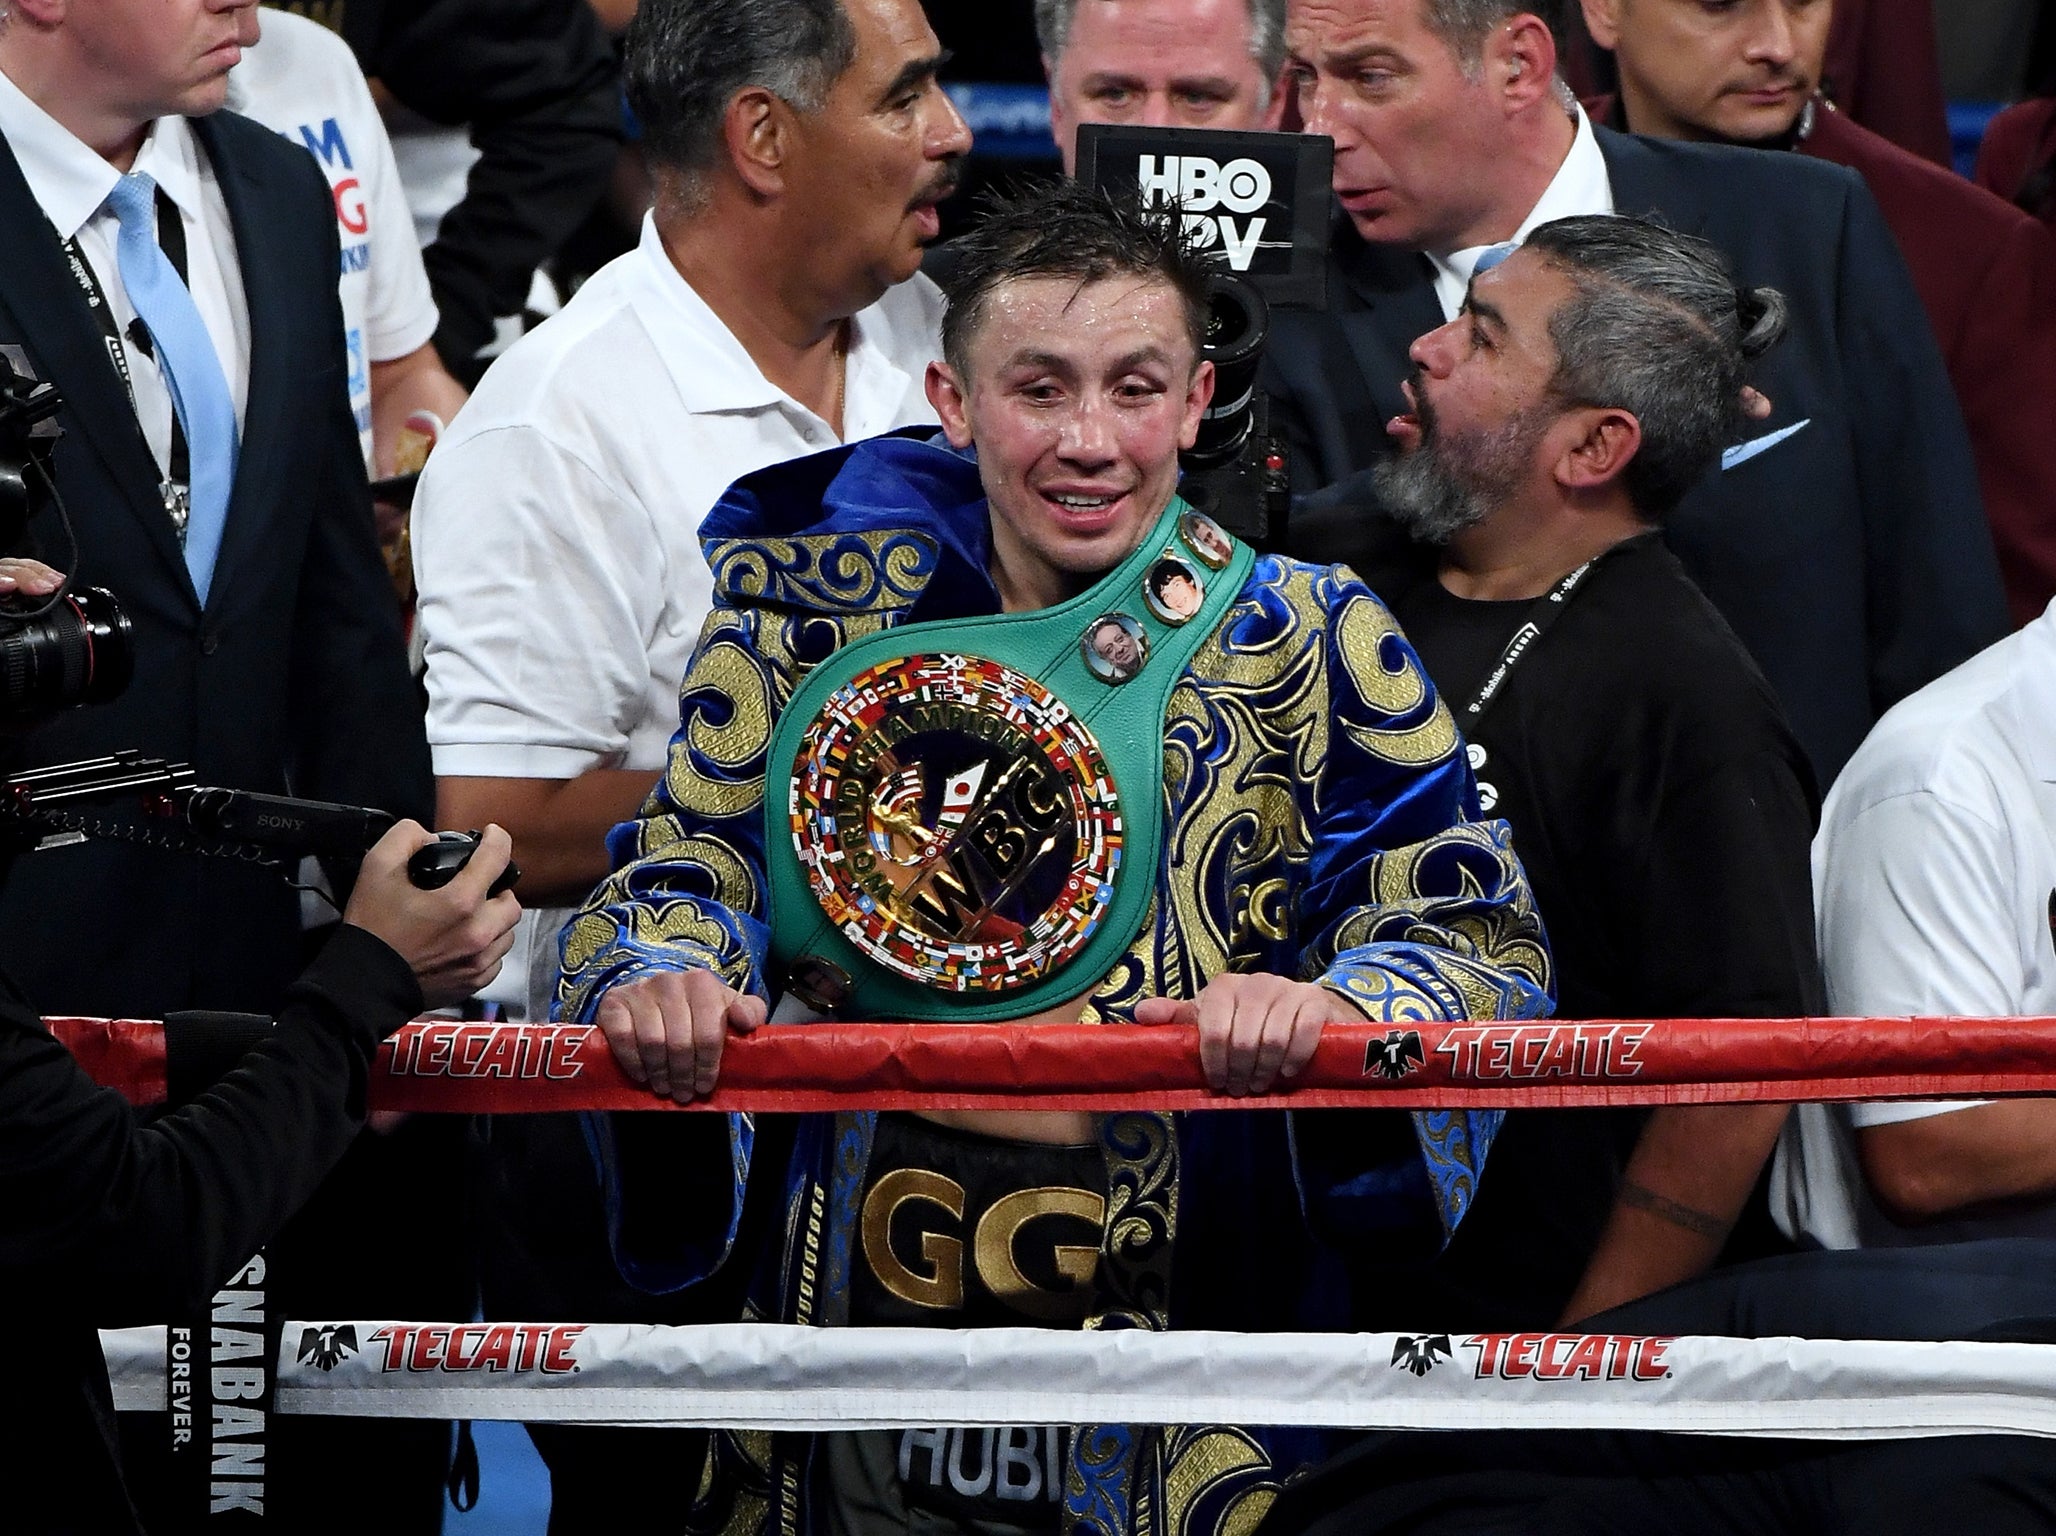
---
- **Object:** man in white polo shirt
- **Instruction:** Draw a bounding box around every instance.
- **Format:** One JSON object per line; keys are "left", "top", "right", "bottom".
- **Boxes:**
{"left": 412, "top": 0, "right": 970, "bottom": 1019}
{"left": 1774, "top": 600, "right": 2056, "bottom": 1249}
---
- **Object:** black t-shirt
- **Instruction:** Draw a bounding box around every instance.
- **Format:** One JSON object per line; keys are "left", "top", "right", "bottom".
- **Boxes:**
{"left": 1349, "top": 532, "right": 1826, "bottom": 1328}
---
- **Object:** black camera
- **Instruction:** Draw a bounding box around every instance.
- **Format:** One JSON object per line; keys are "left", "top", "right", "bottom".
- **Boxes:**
{"left": 1178, "top": 272, "right": 1290, "bottom": 548}
{"left": 0, "top": 346, "right": 133, "bottom": 721}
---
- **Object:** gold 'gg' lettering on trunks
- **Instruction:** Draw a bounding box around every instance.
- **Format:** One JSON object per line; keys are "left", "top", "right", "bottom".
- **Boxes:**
{"left": 973, "top": 1189, "right": 1107, "bottom": 1322}
{"left": 862, "top": 1174, "right": 1109, "bottom": 1319}
{"left": 862, "top": 1170, "right": 967, "bottom": 1310}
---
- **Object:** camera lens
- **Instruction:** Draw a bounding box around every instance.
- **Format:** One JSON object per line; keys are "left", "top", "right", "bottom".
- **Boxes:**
{"left": 0, "top": 586, "right": 135, "bottom": 719}
{"left": 1184, "top": 273, "right": 1269, "bottom": 470}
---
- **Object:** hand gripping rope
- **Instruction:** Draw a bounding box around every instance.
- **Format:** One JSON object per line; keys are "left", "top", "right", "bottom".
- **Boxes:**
{"left": 56, "top": 1013, "right": 2056, "bottom": 1439}
{"left": 48, "top": 1012, "right": 2056, "bottom": 1115}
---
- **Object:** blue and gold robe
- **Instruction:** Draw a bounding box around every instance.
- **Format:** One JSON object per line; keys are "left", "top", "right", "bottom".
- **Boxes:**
{"left": 558, "top": 432, "right": 1553, "bottom": 1536}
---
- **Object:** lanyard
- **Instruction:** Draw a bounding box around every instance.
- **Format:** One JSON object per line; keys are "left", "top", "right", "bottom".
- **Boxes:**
{"left": 1455, "top": 546, "right": 1621, "bottom": 729}
{"left": 57, "top": 185, "right": 194, "bottom": 530}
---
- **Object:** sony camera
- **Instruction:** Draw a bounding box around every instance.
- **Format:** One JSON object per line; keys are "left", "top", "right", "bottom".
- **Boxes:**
{"left": 0, "top": 346, "right": 133, "bottom": 723}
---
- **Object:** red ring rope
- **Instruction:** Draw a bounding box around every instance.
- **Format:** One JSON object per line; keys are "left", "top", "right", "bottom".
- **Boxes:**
{"left": 43, "top": 1014, "right": 2056, "bottom": 1114}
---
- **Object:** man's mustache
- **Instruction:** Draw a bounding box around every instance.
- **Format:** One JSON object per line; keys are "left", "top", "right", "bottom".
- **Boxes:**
{"left": 913, "top": 160, "right": 966, "bottom": 210}
{"left": 1406, "top": 366, "right": 1439, "bottom": 444}
{"left": 1724, "top": 70, "right": 1808, "bottom": 97}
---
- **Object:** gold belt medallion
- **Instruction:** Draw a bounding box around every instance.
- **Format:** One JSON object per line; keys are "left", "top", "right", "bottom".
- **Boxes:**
{"left": 789, "top": 653, "right": 1123, "bottom": 994}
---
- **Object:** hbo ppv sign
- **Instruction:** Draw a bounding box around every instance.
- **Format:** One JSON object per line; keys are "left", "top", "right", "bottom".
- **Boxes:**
{"left": 1136, "top": 154, "right": 1274, "bottom": 270}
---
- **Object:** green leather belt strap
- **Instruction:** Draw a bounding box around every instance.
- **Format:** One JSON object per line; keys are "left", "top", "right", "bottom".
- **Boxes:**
{"left": 763, "top": 495, "right": 1256, "bottom": 1022}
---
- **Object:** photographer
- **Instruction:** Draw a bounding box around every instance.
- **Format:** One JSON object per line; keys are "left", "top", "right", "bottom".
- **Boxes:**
{"left": 0, "top": 576, "right": 518, "bottom": 1536}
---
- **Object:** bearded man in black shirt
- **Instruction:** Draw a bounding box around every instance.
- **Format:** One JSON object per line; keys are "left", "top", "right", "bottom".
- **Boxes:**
{"left": 1341, "top": 215, "right": 1825, "bottom": 1331}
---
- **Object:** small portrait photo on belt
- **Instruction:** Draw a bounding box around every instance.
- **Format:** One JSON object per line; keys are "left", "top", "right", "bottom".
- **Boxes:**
{"left": 1082, "top": 612, "right": 1150, "bottom": 684}
{"left": 1144, "top": 556, "right": 1205, "bottom": 625}
{"left": 1178, "top": 510, "right": 1234, "bottom": 570}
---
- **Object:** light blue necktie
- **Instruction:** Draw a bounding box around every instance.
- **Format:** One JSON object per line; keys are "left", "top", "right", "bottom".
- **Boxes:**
{"left": 1472, "top": 240, "right": 1520, "bottom": 276}
{"left": 104, "top": 171, "right": 238, "bottom": 605}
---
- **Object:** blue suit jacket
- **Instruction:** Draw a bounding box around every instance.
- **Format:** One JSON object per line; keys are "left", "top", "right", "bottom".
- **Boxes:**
{"left": 1267, "top": 125, "right": 2010, "bottom": 787}
{"left": 0, "top": 110, "right": 432, "bottom": 1016}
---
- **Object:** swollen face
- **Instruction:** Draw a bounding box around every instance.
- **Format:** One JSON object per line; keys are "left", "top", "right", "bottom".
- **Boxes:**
{"left": 941, "top": 275, "right": 1211, "bottom": 604}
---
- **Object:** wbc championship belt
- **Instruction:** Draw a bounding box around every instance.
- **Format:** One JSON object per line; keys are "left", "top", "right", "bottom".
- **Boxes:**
{"left": 763, "top": 497, "right": 1255, "bottom": 1022}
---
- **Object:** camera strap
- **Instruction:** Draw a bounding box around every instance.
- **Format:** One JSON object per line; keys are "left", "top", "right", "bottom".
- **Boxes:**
{"left": 56, "top": 187, "right": 194, "bottom": 538}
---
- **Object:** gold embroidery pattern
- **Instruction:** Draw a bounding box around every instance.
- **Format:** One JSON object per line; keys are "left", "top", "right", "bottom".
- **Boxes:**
{"left": 1159, "top": 1427, "right": 1278, "bottom": 1536}
{"left": 1090, "top": 1112, "right": 1177, "bottom": 1332}
{"left": 1332, "top": 591, "right": 1459, "bottom": 767}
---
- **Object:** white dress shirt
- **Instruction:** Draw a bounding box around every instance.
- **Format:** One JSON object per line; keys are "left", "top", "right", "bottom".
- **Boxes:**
{"left": 0, "top": 63, "right": 251, "bottom": 479}
{"left": 227, "top": 7, "right": 438, "bottom": 467}
{"left": 1770, "top": 599, "right": 2056, "bottom": 1248}
{"left": 413, "top": 213, "right": 945, "bottom": 1014}
{"left": 1428, "top": 101, "right": 1616, "bottom": 321}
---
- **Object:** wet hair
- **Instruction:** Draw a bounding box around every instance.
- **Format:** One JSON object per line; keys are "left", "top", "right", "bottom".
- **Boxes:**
{"left": 1523, "top": 214, "right": 1787, "bottom": 518}
{"left": 625, "top": 0, "right": 857, "bottom": 187}
{"left": 1032, "top": 0, "right": 1288, "bottom": 102}
{"left": 936, "top": 180, "right": 1215, "bottom": 377}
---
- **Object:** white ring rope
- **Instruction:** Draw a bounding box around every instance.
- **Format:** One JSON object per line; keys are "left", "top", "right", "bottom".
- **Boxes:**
{"left": 100, "top": 1322, "right": 2056, "bottom": 1441}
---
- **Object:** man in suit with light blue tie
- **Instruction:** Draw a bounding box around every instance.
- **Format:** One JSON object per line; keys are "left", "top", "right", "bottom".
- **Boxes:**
{"left": 1266, "top": 0, "right": 2009, "bottom": 790}
{"left": 0, "top": 3, "right": 442, "bottom": 1526}
{"left": 0, "top": 0, "right": 432, "bottom": 1020}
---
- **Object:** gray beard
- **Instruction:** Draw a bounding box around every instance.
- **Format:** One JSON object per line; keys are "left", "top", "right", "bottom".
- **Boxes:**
{"left": 1371, "top": 447, "right": 1493, "bottom": 545}
{"left": 1371, "top": 404, "right": 1555, "bottom": 546}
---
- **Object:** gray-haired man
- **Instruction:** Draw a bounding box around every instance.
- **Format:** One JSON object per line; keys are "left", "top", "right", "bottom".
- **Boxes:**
{"left": 1344, "top": 214, "right": 1827, "bottom": 1331}
{"left": 1038, "top": 0, "right": 1287, "bottom": 172}
{"left": 416, "top": 0, "right": 970, "bottom": 999}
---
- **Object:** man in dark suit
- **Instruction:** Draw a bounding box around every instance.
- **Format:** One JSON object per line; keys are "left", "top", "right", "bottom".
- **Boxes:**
{"left": 1268, "top": 0, "right": 2008, "bottom": 786}
{"left": 1579, "top": 0, "right": 2056, "bottom": 630}
{"left": 0, "top": 1, "right": 441, "bottom": 1527}
{"left": 0, "top": 0, "right": 432, "bottom": 1019}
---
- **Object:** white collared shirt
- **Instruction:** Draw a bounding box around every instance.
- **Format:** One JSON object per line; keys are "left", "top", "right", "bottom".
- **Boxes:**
{"left": 1770, "top": 599, "right": 2056, "bottom": 1248}
{"left": 0, "top": 64, "right": 250, "bottom": 477}
{"left": 227, "top": 7, "right": 438, "bottom": 467}
{"left": 1428, "top": 101, "right": 1616, "bottom": 321}
{"left": 413, "top": 214, "right": 945, "bottom": 1014}
{"left": 414, "top": 213, "right": 944, "bottom": 782}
